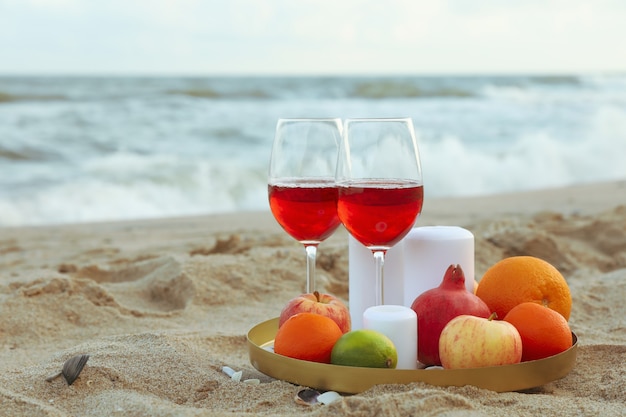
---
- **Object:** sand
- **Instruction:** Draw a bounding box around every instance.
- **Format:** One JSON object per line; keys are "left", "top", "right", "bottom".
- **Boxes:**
{"left": 0, "top": 180, "right": 625, "bottom": 416}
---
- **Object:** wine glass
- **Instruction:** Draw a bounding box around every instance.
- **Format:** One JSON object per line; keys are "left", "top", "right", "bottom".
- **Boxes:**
{"left": 336, "top": 118, "right": 423, "bottom": 305}
{"left": 268, "top": 118, "right": 343, "bottom": 294}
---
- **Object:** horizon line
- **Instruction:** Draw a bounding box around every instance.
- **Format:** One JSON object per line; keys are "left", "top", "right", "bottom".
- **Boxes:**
{"left": 1, "top": 70, "right": 625, "bottom": 78}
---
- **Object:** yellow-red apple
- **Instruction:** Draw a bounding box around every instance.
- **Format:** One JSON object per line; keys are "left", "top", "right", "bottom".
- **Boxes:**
{"left": 439, "top": 313, "right": 522, "bottom": 369}
{"left": 279, "top": 291, "right": 351, "bottom": 333}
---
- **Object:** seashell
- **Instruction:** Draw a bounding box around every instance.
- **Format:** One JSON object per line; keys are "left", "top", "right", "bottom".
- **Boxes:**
{"left": 243, "top": 378, "right": 260, "bottom": 384}
{"left": 317, "top": 391, "right": 341, "bottom": 405}
{"left": 222, "top": 366, "right": 261, "bottom": 384}
{"left": 295, "top": 388, "right": 342, "bottom": 406}
{"left": 62, "top": 354, "right": 90, "bottom": 385}
{"left": 295, "top": 388, "right": 321, "bottom": 406}
{"left": 221, "top": 366, "right": 236, "bottom": 378}
{"left": 46, "top": 354, "right": 90, "bottom": 385}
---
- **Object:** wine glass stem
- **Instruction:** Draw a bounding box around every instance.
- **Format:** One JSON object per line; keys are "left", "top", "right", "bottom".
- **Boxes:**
{"left": 305, "top": 244, "right": 318, "bottom": 294}
{"left": 373, "top": 250, "right": 386, "bottom": 305}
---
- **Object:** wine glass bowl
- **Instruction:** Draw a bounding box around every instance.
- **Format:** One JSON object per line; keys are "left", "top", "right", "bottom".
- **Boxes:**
{"left": 268, "top": 118, "right": 343, "bottom": 293}
{"left": 336, "top": 118, "right": 423, "bottom": 305}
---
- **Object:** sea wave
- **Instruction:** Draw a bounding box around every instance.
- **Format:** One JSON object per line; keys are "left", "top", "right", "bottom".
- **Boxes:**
{"left": 167, "top": 88, "right": 274, "bottom": 100}
{"left": 0, "top": 151, "right": 269, "bottom": 226}
{"left": 3, "top": 74, "right": 618, "bottom": 104}
{"left": 165, "top": 79, "right": 478, "bottom": 100}
{"left": 529, "top": 75, "right": 581, "bottom": 85}
{"left": 0, "top": 91, "right": 66, "bottom": 103}
{"left": 0, "top": 145, "right": 57, "bottom": 161}
{"left": 349, "top": 81, "right": 475, "bottom": 99}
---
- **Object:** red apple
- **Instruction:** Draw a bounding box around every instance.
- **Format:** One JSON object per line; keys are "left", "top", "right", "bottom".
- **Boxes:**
{"left": 279, "top": 291, "right": 351, "bottom": 334}
{"left": 439, "top": 313, "right": 523, "bottom": 369}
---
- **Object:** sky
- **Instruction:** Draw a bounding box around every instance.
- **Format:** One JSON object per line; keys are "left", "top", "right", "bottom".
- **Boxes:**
{"left": 1, "top": 0, "right": 626, "bottom": 76}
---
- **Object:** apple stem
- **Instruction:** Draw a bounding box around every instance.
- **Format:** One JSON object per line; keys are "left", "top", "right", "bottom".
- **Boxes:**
{"left": 488, "top": 312, "right": 498, "bottom": 321}
{"left": 314, "top": 291, "right": 320, "bottom": 302}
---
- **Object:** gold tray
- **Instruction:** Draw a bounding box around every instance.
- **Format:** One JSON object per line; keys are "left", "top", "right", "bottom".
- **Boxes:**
{"left": 247, "top": 317, "right": 578, "bottom": 394}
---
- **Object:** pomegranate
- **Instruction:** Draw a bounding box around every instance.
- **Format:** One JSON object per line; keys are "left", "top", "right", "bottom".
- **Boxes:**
{"left": 410, "top": 264, "right": 491, "bottom": 366}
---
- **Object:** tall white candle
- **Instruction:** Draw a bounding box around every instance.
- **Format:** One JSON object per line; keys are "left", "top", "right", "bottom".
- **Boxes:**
{"left": 363, "top": 305, "right": 418, "bottom": 369}
{"left": 403, "top": 226, "right": 475, "bottom": 307}
{"left": 348, "top": 236, "right": 404, "bottom": 330}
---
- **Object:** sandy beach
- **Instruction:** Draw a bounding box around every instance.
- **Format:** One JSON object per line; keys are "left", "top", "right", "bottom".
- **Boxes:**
{"left": 1, "top": 180, "right": 625, "bottom": 416}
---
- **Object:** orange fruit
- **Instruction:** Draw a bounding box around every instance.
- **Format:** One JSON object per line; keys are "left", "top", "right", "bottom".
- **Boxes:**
{"left": 476, "top": 256, "right": 572, "bottom": 320}
{"left": 273, "top": 312, "right": 343, "bottom": 363}
{"left": 503, "top": 302, "right": 573, "bottom": 361}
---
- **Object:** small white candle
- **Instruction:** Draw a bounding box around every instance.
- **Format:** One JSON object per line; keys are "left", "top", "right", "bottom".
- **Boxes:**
{"left": 363, "top": 305, "right": 418, "bottom": 369}
{"left": 403, "top": 226, "right": 474, "bottom": 307}
{"left": 348, "top": 236, "right": 404, "bottom": 330}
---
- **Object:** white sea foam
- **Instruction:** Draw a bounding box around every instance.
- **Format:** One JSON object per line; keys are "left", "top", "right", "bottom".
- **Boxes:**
{"left": 420, "top": 104, "right": 626, "bottom": 197}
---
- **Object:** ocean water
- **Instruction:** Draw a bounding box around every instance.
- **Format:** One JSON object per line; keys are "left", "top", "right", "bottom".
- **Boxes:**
{"left": 1, "top": 74, "right": 625, "bottom": 227}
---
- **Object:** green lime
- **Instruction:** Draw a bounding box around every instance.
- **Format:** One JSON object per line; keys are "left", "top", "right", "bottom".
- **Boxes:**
{"left": 330, "top": 329, "right": 397, "bottom": 368}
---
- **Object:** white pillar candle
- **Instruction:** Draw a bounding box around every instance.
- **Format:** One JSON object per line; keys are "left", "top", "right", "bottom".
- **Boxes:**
{"left": 363, "top": 305, "right": 418, "bottom": 369}
{"left": 348, "top": 236, "right": 404, "bottom": 330}
{"left": 403, "top": 226, "right": 475, "bottom": 307}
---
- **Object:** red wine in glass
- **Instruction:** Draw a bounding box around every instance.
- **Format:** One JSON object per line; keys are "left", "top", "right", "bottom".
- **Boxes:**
{"left": 338, "top": 180, "right": 423, "bottom": 250}
{"left": 268, "top": 179, "right": 340, "bottom": 244}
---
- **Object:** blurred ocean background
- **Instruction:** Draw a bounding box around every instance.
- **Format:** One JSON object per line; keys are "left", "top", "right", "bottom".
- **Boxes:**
{"left": 1, "top": 74, "right": 625, "bottom": 227}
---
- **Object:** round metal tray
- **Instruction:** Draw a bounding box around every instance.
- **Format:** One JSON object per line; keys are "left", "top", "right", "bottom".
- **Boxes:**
{"left": 247, "top": 317, "right": 578, "bottom": 394}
